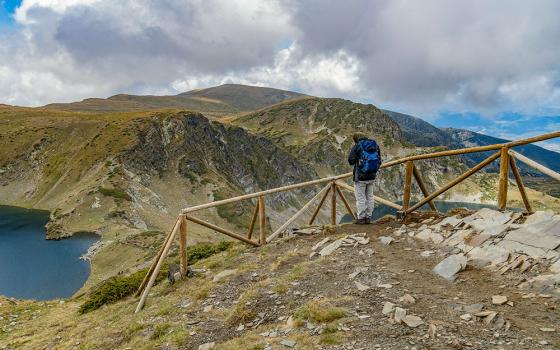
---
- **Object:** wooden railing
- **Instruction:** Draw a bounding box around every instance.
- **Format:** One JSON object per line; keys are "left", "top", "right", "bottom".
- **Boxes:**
{"left": 134, "top": 130, "right": 560, "bottom": 312}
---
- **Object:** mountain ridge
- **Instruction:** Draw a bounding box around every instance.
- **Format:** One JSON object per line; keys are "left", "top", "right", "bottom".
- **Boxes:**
{"left": 43, "top": 84, "right": 307, "bottom": 116}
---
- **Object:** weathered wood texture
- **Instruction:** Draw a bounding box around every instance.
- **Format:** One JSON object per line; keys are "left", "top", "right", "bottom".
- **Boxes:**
{"left": 497, "top": 147, "right": 510, "bottom": 211}
{"left": 258, "top": 196, "right": 266, "bottom": 245}
{"left": 308, "top": 186, "right": 332, "bottom": 225}
{"left": 247, "top": 201, "right": 259, "bottom": 240}
{"left": 187, "top": 215, "right": 260, "bottom": 247}
{"left": 412, "top": 164, "right": 437, "bottom": 211}
{"left": 402, "top": 161, "right": 414, "bottom": 210}
{"left": 179, "top": 215, "right": 188, "bottom": 276}
{"left": 330, "top": 182, "right": 337, "bottom": 225}
{"left": 134, "top": 218, "right": 179, "bottom": 298}
{"left": 135, "top": 217, "right": 181, "bottom": 313}
{"left": 509, "top": 157, "right": 533, "bottom": 213}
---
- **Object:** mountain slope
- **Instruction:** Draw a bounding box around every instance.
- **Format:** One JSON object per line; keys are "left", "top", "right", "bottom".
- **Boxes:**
{"left": 382, "top": 109, "right": 454, "bottom": 147}
{"left": 383, "top": 109, "right": 560, "bottom": 174}
{"left": 444, "top": 128, "right": 560, "bottom": 172}
{"left": 43, "top": 84, "right": 307, "bottom": 116}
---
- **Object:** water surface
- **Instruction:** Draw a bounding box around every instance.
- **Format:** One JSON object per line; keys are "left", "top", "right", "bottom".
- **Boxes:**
{"left": 0, "top": 205, "right": 98, "bottom": 300}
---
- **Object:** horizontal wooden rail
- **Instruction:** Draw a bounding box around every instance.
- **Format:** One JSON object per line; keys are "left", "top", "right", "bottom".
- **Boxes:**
{"left": 135, "top": 130, "right": 559, "bottom": 313}
{"left": 182, "top": 174, "right": 351, "bottom": 213}
{"left": 380, "top": 131, "right": 560, "bottom": 168}
{"left": 187, "top": 215, "right": 260, "bottom": 247}
{"left": 509, "top": 150, "right": 560, "bottom": 182}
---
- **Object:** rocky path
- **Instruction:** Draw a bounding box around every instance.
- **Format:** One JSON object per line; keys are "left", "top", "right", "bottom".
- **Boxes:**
{"left": 2, "top": 211, "right": 559, "bottom": 350}
{"left": 179, "top": 212, "right": 560, "bottom": 350}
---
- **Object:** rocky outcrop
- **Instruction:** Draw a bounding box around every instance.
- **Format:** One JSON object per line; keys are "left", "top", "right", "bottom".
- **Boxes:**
{"left": 400, "top": 209, "right": 560, "bottom": 297}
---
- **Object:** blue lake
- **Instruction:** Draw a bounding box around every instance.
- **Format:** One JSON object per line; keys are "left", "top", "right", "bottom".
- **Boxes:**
{"left": 0, "top": 205, "right": 98, "bottom": 300}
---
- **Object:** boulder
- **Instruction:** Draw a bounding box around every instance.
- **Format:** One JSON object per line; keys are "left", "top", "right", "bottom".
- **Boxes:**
{"left": 433, "top": 254, "right": 467, "bottom": 282}
{"left": 467, "top": 245, "right": 509, "bottom": 267}
{"left": 394, "top": 307, "right": 406, "bottom": 323}
{"left": 503, "top": 218, "right": 560, "bottom": 251}
{"left": 382, "top": 302, "right": 395, "bottom": 315}
{"left": 492, "top": 295, "right": 508, "bottom": 305}
{"left": 319, "top": 238, "right": 344, "bottom": 256}
{"left": 403, "top": 315, "right": 424, "bottom": 327}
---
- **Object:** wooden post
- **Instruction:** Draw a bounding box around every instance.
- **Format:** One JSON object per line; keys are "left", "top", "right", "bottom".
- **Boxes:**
{"left": 402, "top": 161, "right": 414, "bottom": 211}
{"left": 134, "top": 219, "right": 179, "bottom": 298}
{"left": 335, "top": 184, "right": 356, "bottom": 220}
{"left": 258, "top": 195, "right": 266, "bottom": 244}
{"left": 412, "top": 164, "right": 437, "bottom": 211}
{"left": 406, "top": 151, "right": 501, "bottom": 214}
{"left": 308, "top": 186, "right": 331, "bottom": 225}
{"left": 330, "top": 181, "right": 337, "bottom": 225}
{"left": 247, "top": 201, "right": 259, "bottom": 240}
{"left": 135, "top": 217, "right": 181, "bottom": 313}
{"left": 187, "top": 216, "right": 260, "bottom": 247}
{"left": 179, "top": 214, "right": 187, "bottom": 277}
{"left": 497, "top": 147, "right": 510, "bottom": 211}
{"left": 267, "top": 184, "right": 331, "bottom": 242}
{"left": 509, "top": 156, "right": 533, "bottom": 213}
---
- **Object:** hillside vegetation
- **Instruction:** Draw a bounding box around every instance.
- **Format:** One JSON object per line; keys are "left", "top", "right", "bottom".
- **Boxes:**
{"left": 43, "top": 84, "right": 306, "bottom": 117}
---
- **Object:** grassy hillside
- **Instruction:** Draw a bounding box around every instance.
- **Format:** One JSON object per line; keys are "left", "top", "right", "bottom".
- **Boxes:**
{"left": 43, "top": 84, "right": 306, "bottom": 117}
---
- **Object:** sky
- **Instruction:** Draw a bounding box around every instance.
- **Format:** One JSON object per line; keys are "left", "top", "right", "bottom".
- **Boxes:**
{"left": 0, "top": 0, "right": 559, "bottom": 151}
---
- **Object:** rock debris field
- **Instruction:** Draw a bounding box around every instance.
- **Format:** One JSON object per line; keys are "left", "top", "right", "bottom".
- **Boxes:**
{"left": 177, "top": 209, "right": 560, "bottom": 350}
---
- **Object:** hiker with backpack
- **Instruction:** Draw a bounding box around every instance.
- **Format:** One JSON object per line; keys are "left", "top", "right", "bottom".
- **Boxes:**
{"left": 348, "top": 132, "right": 382, "bottom": 224}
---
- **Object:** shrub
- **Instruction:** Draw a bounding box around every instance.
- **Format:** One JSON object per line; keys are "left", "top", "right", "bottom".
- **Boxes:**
{"left": 79, "top": 241, "right": 233, "bottom": 314}
{"left": 98, "top": 187, "right": 132, "bottom": 201}
{"left": 78, "top": 265, "right": 168, "bottom": 314}
{"left": 187, "top": 241, "right": 233, "bottom": 263}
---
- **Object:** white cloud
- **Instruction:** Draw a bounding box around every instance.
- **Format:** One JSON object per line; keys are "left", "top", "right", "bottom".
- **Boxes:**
{"left": 0, "top": 0, "right": 560, "bottom": 125}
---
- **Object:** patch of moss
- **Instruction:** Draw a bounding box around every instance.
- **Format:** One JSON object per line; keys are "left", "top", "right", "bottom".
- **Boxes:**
{"left": 98, "top": 187, "right": 132, "bottom": 201}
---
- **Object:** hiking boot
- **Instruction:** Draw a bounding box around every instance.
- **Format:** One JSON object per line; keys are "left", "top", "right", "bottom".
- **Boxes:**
{"left": 364, "top": 217, "right": 372, "bottom": 224}
{"left": 353, "top": 218, "right": 367, "bottom": 225}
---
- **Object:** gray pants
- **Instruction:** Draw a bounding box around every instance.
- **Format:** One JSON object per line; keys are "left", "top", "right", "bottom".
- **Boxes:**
{"left": 354, "top": 180, "right": 375, "bottom": 219}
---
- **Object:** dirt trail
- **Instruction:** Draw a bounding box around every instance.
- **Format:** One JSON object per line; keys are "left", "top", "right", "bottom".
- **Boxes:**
{"left": 179, "top": 215, "right": 559, "bottom": 349}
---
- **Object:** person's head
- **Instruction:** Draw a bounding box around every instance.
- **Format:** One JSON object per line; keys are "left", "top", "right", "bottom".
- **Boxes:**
{"left": 352, "top": 132, "right": 369, "bottom": 143}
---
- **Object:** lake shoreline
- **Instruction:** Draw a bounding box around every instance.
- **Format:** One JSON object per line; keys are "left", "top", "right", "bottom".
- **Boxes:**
{"left": 0, "top": 205, "right": 99, "bottom": 301}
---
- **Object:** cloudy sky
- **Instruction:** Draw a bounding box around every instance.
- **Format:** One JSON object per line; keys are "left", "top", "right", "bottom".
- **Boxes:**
{"left": 1, "top": 0, "right": 559, "bottom": 150}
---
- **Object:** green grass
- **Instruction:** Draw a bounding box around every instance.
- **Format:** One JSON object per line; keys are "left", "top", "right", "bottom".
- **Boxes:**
{"left": 98, "top": 187, "right": 132, "bottom": 201}
{"left": 293, "top": 300, "right": 347, "bottom": 323}
{"left": 187, "top": 241, "right": 233, "bottom": 263}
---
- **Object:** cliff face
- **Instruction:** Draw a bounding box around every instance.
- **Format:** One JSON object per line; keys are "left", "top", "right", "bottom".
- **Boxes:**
{"left": 0, "top": 108, "right": 318, "bottom": 239}
{"left": 0, "top": 99, "right": 496, "bottom": 242}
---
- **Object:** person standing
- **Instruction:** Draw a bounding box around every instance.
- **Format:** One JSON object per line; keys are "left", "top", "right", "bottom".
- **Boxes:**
{"left": 347, "top": 132, "right": 382, "bottom": 224}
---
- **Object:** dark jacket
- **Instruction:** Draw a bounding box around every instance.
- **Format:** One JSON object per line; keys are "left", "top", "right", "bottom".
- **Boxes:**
{"left": 348, "top": 137, "right": 382, "bottom": 182}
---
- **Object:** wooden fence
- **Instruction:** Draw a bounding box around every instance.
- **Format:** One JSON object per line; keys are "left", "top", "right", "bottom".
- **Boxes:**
{"left": 134, "top": 130, "right": 560, "bottom": 312}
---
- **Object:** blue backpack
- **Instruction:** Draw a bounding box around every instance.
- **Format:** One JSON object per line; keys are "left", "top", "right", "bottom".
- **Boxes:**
{"left": 357, "top": 139, "right": 380, "bottom": 174}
